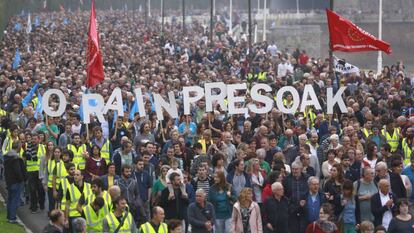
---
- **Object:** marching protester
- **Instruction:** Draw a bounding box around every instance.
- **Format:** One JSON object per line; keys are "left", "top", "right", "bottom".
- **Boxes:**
{"left": 0, "top": 2, "right": 413, "bottom": 233}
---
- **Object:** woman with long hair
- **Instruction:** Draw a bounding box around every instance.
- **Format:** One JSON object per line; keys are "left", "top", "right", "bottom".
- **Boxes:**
{"left": 211, "top": 153, "right": 227, "bottom": 176}
{"left": 85, "top": 145, "right": 108, "bottom": 182}
{"left": 305, "top": 203, "right": 338, "bottom": 233}
{"left": 247, "top": 158, "right": 265, "bottom": 207}
{"left": 209, "top": 171, "right": 236, "bottom": 233}
{"left": 363, "top": 142, "right": 380, "bottom": 169}
{"left": 231, "top": 188, "right": 263, "bottom": 233}
{"left": 323, "top": 163, "right": 345, "bottom": 200}
{"left": 151, "top": 165, "right": 170, "bottom": 206}
{"left": 334, "top": 180, "right": 357, "bottom": 233}
{"left": 46, "top": 147, "right": 67, "bottom": 213}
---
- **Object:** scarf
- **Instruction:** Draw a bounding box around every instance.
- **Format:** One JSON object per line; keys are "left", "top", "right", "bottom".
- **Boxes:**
{"left": 316, "top": 220, "right": 338, "bottom": 233}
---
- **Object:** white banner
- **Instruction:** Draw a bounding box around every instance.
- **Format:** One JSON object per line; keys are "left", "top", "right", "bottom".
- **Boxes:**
{"left": 334, "top": 57, "right": 360, "bottom": 74}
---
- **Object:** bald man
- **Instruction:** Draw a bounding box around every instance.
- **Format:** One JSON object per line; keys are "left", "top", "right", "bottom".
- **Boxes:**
{"left": 371, "top": 179, "right": 396, "bottom": 229}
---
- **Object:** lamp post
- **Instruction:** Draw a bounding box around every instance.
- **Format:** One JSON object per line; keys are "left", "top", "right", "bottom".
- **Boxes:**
{"left": 229, "top": 0, "right": 232, "bottom": 34}
{"left": 263, "top": 0, "right": 267, "bottom": 41}
{"left": 182, "top": 0, "right": 185, "bottom": 34}
{"left": 248, "top": 0, "right": 252, "bottom": 53}
{"left": 210, "top": 0, "right": 214, "bottom": 45}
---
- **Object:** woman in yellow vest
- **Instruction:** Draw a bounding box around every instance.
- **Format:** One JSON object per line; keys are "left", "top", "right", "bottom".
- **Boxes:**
{"left": 47, "top": 147, "right": 68, "bottom": 213}
{"left": 102, "top": 196, "right": 138, "bottom": 233}
{"left": 82, "top": 197, "right": 106, "bottom": 233}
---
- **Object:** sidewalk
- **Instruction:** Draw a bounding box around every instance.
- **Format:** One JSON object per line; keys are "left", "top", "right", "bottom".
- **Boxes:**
{"left": 0, "top": 181, "right": 47, "bottom": 233}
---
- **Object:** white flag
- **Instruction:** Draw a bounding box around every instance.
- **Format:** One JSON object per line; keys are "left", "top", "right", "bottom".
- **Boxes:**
{"left": 43, "top": 0, "right": 47, "bottom": 9}
{"left": 334, "top": 57, "right": 360, "bottom": 74}
{"left": 26, "top": 13, "right": 32, "bottom": 34}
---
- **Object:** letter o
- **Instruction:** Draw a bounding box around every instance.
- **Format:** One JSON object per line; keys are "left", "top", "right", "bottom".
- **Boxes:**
{"left": 42, "top": 89, "right": 67, "bottom": 117}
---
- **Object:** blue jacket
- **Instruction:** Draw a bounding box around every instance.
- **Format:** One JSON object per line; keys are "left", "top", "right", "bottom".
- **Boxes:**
{"left": 226, "top": 171, "right": 252, "bottom": 189}
{"left": 133, "top": 170, "right": 152, "bottom": 202}
{"left": 100, "top": 174, "right": 120, "bottom": 190}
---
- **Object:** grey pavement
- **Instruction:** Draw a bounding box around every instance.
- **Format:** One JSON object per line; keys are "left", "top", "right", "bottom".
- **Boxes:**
{"left": 0, "top": 181, "right": 49, "bottom": 233}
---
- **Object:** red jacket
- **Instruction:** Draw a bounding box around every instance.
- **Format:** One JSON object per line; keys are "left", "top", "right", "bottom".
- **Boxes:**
{"left": 261, "top": 184, "right": 273, "bottom": 204}
{"left": 305, "top": 222, "right": 339, "bottom": 233}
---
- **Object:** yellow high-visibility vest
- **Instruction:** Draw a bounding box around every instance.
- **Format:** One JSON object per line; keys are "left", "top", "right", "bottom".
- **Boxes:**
{"left": 26, "top": 144, "right": 46, "bottom": 172}
{"left": 402, "top": 138, "right": 413, "bottom": 165}
{"left": 68, "top": 182, "right": 91, "bottom": 217}
{"left": 67, "top": 144, "right": 87, "bottom": 170}
{"left": 362, "top": 128, "right": 372, "bottom": 138}
{"left": 86, "top": 191, "right": 112, "bottom": 215}
{"left": 0, "top": 108, "right": 6, "bottom": 117}
{"left": 257, "top": 72, "right": 267, "bottom": 81}
{"left": 381, "top": 129, "right": 400, "bottom": 152}
{"left": 60, "top": 176, "right": 71, "bottom": 211}
{"left": 83, "top": 203, "right": 106, "bottom": 233}
{"left": 140, "top": 222, "right": 168, "bottom": 233}
{"left": 105, "top": 212, "right": 133, "bottom": 233}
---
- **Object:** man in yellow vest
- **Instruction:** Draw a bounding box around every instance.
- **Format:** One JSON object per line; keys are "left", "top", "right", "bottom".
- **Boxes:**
{"left": 361, "top": 119, "right": 373, "bottom": 141}
{"left": 82, "top": 196, "right": 106, "bottom": 233}
{"left": 139, "top": 206, "right": 168, "bottom": 233}
{"left": 102, "top": 196, "right": 138, "bottom": 233}
{"left": 90, "top": 127, "right": 112, "bottom": 164}
{"left": 67, "top": 133, "right": 89, "bottom": 170}
{"left": 64, "top": 169, "right": 91, "bottom": 232}
{"left": 59, "top": 163, "right": 76, "bottom": 214}
{"left": 77, "top": 178, "right": 111, "bottom": 216}
{"left": 381, "top": 120, "right": 400, "bottom": 153}
{"left": 402, "top": 127, "right": 414, "bottom": 165}
{"left": 2, "top": 124, "right": 19, "bottom": 155}
{"left": 24, "top": 133, "right": 46, "bottom": 213}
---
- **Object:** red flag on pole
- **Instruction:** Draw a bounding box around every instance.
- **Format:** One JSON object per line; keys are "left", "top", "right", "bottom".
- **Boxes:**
{"left": 86, "top": 0, "right": 104, "bottom": 88}
{"left": 326, "top": 9, "right": 392, "bottom": 54}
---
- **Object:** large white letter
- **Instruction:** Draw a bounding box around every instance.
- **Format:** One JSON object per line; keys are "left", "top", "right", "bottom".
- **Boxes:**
{"left": 327, "top": 87, "right": 348, "bottom": 114}
{"left": 227, "top": 83, "right": 247, "bottom": 115}
{"left": 153, "top": 92, "right": 178, "bottom": 121}
{"left": 82, "top": 93, "right": 105, "bottom": 124}
{"left": 248, "top": 84, "right": 274, "bottom": 114}
{"left": 300, "top": 84, "right": 322, "bottom": 112}
{"left": 204, "top": 82, "right": 227, "bottom": 112}
{"left": 42, "top": 89, "right": 67, "bottom": 117}
{"left": 103, "top": 87, "right": 124, "bottom": 117}
{"left": 133, "top": 88, "right": 147, "bottom": 117}
{"left": 182, "top": 86, "right": 204, "bottom": 115}
{"left": 275, "top": 86, "right": 300, "bottom": 114}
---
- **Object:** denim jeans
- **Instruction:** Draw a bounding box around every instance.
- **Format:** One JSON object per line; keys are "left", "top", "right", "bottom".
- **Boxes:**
{"left": 7, "top": 182, "right": 24, "bottom": 221}
{"left": 214, "top": 218, "right": 231, "bottom": 233}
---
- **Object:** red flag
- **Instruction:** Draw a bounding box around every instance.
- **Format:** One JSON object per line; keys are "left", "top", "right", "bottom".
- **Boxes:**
{"left": 86, "top": 0, "right": 104, "bottom": 88}
{"left": 59, "top": 5, "right": 65, "bottom": 12}
{"left": 326, "top": 9, "right": 391, "bottom": 54}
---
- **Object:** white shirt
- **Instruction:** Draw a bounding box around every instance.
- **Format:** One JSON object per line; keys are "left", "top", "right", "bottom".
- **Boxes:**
{"left": 277, "top": 62, "right": 293, "bottom": 77}
{"left": 379, "top": 192, "right": 393, "bottom": 230}
{"left": 72, "top": 124, "right": 81, "bottom": 135}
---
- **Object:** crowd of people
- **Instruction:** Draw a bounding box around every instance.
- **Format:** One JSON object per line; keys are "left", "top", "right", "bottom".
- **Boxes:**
{"left": 0, "top": 8, "right": 414, "bottom": 233}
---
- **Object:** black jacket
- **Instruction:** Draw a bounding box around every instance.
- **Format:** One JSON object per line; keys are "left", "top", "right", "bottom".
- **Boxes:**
{"left": 160, "top": 186, "right": 189, "bottom": 220}
{"left": 374, "top": 172, "right": 406, "bottom": 200}
{"left": 370, "top": 192, "right": 397, "bottom": 227}
{"left": 4, "top": 149, "right": 26, "bottom": 187}
{"left": 264, "top": 196, "right": 289, "bottom": 233}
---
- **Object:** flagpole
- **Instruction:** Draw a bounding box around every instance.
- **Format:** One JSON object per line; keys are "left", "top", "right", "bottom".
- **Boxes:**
{"left": 328, "top": 0, "right": 335, "bottom": 83}
{"left": 229, "top": 0, "right": 232, "bottom": 35}
{"left": 377, "top": 0, "right": 383, "bottom": 75}
{"left": 263, "top": 0, "right": 267, "bottom": 41}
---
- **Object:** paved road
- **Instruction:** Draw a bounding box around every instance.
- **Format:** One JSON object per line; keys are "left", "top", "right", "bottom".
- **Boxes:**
{"left": 0, "top": 181, "right": 49, "bottom": 233}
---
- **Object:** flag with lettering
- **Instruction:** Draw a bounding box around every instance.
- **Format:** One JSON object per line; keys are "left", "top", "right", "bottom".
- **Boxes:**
{"left": 326, "top": 9, "right": 391, "bottom": 54}
{"left": 86, "top": 0, "right": 104, "bottom": 88}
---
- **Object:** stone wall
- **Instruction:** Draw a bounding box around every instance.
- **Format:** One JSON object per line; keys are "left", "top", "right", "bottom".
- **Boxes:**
{"left": 265, "top": 25, "right": 322, "bottom": 58}
{"left": 265, "top": 22, "right": 414, "bottom": 73}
